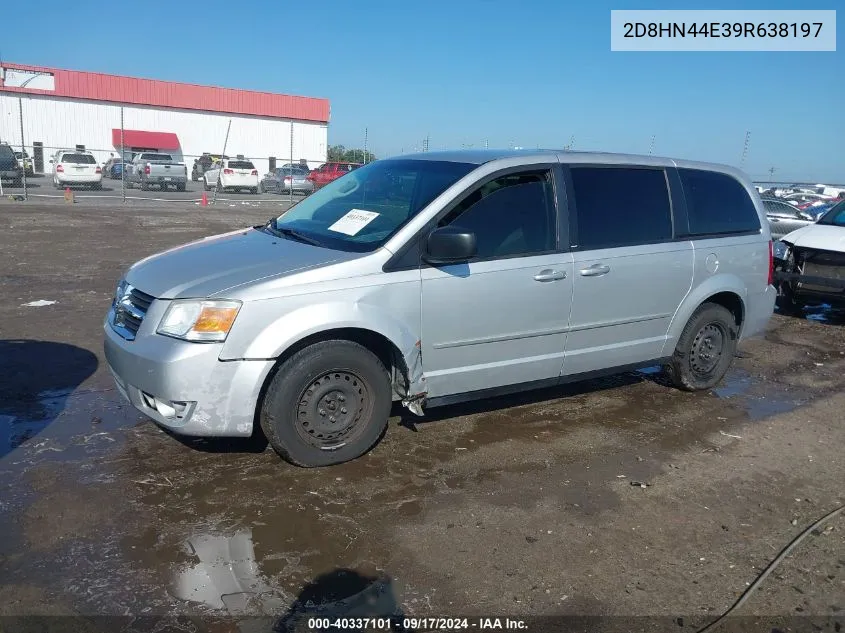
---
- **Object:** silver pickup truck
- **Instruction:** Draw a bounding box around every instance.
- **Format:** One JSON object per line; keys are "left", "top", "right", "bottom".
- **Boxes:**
{"left": 126, "top": 152, "right": 187, "bottom": 191}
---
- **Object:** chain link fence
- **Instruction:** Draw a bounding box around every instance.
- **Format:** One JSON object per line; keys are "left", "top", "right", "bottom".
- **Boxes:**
{"left": 0, "top": 92, "right": 328, "bottom": 204}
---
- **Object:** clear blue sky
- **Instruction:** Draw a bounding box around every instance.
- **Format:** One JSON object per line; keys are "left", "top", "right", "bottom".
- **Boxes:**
{"left": 2, "top": 0, "right": 842, "bottom": 181}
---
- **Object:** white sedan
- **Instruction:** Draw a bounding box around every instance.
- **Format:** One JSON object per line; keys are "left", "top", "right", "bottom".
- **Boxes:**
{"left": 203, "top": 158, "right": 260, "bottom": 194}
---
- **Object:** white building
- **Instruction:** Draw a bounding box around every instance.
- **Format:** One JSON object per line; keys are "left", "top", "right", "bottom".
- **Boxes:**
{"left": 0, "top": 62, "right": 329, "bottom": 176}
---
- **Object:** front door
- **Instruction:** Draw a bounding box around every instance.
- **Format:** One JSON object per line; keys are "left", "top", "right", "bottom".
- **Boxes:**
{"left": 421, "top": 168, "right": 574, "bottom": 397}
{"left": 561, "top": 165, "right": 694, "bottom": 376}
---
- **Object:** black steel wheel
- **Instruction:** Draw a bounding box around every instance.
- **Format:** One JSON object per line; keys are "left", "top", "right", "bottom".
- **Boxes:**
{"left": 260, "top": 340, "right": 392, "bottom": 467}
{"left": 294, "top": 370, "right": 371, "bottom": 449}
{"left": 666, "top": 302, "right": 738, "bottom": 391}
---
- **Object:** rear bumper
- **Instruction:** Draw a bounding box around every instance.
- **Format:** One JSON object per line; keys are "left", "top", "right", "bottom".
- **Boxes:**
{"left": 741, "top": 284, "right": 776, "bottom": 339}
{"left": 145, "top": 175, "right": 187, "bottom": 184}
{"left": 221, "top": 177, "right": 259, "bottom": 189}
{"left": 56, "top": 173, "right": 102, "bottom": 184}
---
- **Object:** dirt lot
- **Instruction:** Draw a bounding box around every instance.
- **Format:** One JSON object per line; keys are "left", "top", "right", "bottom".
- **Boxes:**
{"left": 0, "top": 200, "right": 843, "bottom": 633}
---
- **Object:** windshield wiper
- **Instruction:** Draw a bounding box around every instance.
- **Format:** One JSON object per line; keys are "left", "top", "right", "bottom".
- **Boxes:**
{"left": 275, "top": 225, "right": 323, "bottom": 247}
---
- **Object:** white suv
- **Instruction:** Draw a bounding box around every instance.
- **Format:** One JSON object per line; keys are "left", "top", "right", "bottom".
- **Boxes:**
{"left": 203, "top": 157, "right": 259, "bottom": 194}
{"left": 51, "top": 150, "right": 103, "bottom": 189}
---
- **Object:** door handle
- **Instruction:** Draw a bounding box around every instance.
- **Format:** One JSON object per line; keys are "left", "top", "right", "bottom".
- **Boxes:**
{"left": 579, "top": 264, "right": 611, "bottom": 277}
{"left": 770, "top": 218, "right": 781, "bottom": 222}
{"left": 533, "top": 269, "right": 567, "bottom": 282}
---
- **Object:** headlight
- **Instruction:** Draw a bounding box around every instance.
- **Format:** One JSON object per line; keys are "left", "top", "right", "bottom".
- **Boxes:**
{"left": 773, "top": 241, "right": 790, "bottom": 260}
{"left": 113, "top": 279, "right": 128, "bottom": 306}
{"left": 157, "top": 299, "right": 242, "bottom": 342}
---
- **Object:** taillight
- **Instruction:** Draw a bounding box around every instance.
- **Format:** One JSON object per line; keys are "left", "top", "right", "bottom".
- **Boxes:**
{"left": 144, "top": 164, "right": 151, "bottom": 175}
{"left": 768, "top": 240, "right": 774, "bottom": 286}
{"left": 251, "top": 169, "right": 258, "bottom": 176}
{"left": 95, "top": 167, "right": 102, "bottom": 174}
{"left": 56, "top": 164, "right": 64, "bottom": 172}
{"left": 223, "top": 168, "right": 234, "bottom": 175}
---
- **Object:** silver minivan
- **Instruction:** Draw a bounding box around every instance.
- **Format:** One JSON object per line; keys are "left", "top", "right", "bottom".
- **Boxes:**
{"left": 104, "top": 150, "right": 776, "bottom": 467}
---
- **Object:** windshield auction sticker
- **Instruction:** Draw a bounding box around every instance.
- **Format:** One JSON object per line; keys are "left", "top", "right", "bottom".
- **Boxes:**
{"left": 328, "top": 209, "right": 380, "bottom": 236}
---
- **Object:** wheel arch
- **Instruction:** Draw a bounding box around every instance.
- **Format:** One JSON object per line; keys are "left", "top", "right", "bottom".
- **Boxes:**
{"left": 664, "top": 276, "right": 747, "bottom": 355}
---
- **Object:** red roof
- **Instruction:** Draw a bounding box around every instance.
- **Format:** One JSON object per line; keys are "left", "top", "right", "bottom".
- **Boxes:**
{"left": 112, "top": 129, "right": 180, "bottom": 150}
{"left": 0, "top": 62, "right": 329, "bottom": 123}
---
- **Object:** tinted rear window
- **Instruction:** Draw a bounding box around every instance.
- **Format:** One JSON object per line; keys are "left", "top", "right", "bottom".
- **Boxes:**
{"left": 140, "top": 154, "right": 174, "bottom": 162}
{"left": 229, "top": 161, "right": 255, "bottom": 169}
{"left": 62, "top": 153, "right": 96, "bottom": 164}
{"left": 678, "top": 169, "right": 761, "bottom": 236}
{"left": 569, "top": 166, "right": 673, "bottom": 249}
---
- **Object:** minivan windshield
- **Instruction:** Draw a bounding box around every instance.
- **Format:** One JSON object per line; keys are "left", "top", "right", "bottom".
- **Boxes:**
{"left": 270, "top": 159, "right": 476, "bottom": 252}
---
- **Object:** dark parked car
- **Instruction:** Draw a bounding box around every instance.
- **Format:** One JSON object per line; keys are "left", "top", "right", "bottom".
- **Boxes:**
{"left": 192, "top": 153, "right": 228, "bottom": 181}
{"left": 0, "top": 143, "right": 23, "bottom": 185}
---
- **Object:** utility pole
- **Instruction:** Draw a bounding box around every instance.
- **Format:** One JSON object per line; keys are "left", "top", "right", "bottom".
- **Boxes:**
{"left": 740, "top": 130, "right": 751, "bottom": 167}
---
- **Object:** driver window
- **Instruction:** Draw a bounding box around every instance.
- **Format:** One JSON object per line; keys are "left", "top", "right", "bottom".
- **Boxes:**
{"left": 438, "top": 171, "right": 557, "bottom": 260}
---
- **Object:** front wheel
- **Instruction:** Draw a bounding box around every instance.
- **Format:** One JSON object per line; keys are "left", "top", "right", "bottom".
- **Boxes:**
{"left": 666, "top": 303, "right": 738, "bottom": 391}
{"left": 260, "top": 340, "right": 392, "bottom": 467}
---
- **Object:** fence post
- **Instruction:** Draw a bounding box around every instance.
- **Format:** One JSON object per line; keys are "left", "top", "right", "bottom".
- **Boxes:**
{"left": 18, "top": 98, "right": 28, "bottom": 200}
{"left": 212, "top": 119, "right": 232, "bottom": 206}
{"left": 289, "top": 121, "right": 293, "bottom": 205}
{"left": 120, "top": 107, "right": 126, "bottom": 203}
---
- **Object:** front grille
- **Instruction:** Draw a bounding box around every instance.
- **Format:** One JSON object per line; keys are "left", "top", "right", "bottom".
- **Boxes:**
{"left": 112, "top": 286, "right": 156, "bottom": 340}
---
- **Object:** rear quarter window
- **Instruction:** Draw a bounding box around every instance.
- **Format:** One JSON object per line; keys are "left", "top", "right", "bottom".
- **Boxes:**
{"left": 678, "top": 169, "right": 761, "bottom": 236}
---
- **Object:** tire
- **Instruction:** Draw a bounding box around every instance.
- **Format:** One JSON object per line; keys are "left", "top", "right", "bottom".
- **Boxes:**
{"left": 140, "top": 181, "right": 149, "bottom": 191}
{"left": 251, "top": 187, "right": 258, "bottom": 195}
{"left": 260, "top": 340, "right": 392, "bottom": 467}
{"left": 92, "top": 182, "right": 102, "bottom": 190}
{"left": 666, "top": 302, "right": 738, "bottom": 392}
{"left": 176, "top": 183, "right": 185, "bottom": 192}
{"left": 203, "top": 177, "right": 211, "bottom": 191}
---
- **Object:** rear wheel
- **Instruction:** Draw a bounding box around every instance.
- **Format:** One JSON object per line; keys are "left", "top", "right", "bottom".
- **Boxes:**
{"left": 176, "top": 183, "right": 186, "bottom": 192}
{"left": 666, "top": 302, "right": 738, "bottom": 391}
{"left": 260, "top": 340, "right": 392, "bottom": 467}
{"left": 250, "top": 187, "right": 258, "bottom": 195}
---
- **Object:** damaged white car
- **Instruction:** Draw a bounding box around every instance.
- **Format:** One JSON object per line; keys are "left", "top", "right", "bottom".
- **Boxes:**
{"left": 773, "top": 200, "right": 845, "bottom": 315}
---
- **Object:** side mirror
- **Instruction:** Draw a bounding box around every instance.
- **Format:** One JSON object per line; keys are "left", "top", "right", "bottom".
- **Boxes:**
{"left": 423, "top": 226, "right": 477, "bottom": 265}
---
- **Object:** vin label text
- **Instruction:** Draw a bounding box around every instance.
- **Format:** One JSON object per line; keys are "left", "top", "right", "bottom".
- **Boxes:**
{"left": 611, "top": 10, "right": 836, "bottom": 51}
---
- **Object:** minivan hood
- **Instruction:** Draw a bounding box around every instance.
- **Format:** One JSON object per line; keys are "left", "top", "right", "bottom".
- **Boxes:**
{"left": 781, "top": 223, "right": 845, "bottom": 252}
{"left": 125, "top": 227, "right": 353, "bottom": 299}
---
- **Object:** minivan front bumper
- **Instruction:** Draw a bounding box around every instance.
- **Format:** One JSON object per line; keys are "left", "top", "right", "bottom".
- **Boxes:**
{"left": 103, "top": 316, "right": 274, "bottom": 437}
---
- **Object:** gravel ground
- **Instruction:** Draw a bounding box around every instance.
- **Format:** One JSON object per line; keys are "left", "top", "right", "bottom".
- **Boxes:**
{"left": 0, "top": 200, "right": 842, "bottom": 633}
